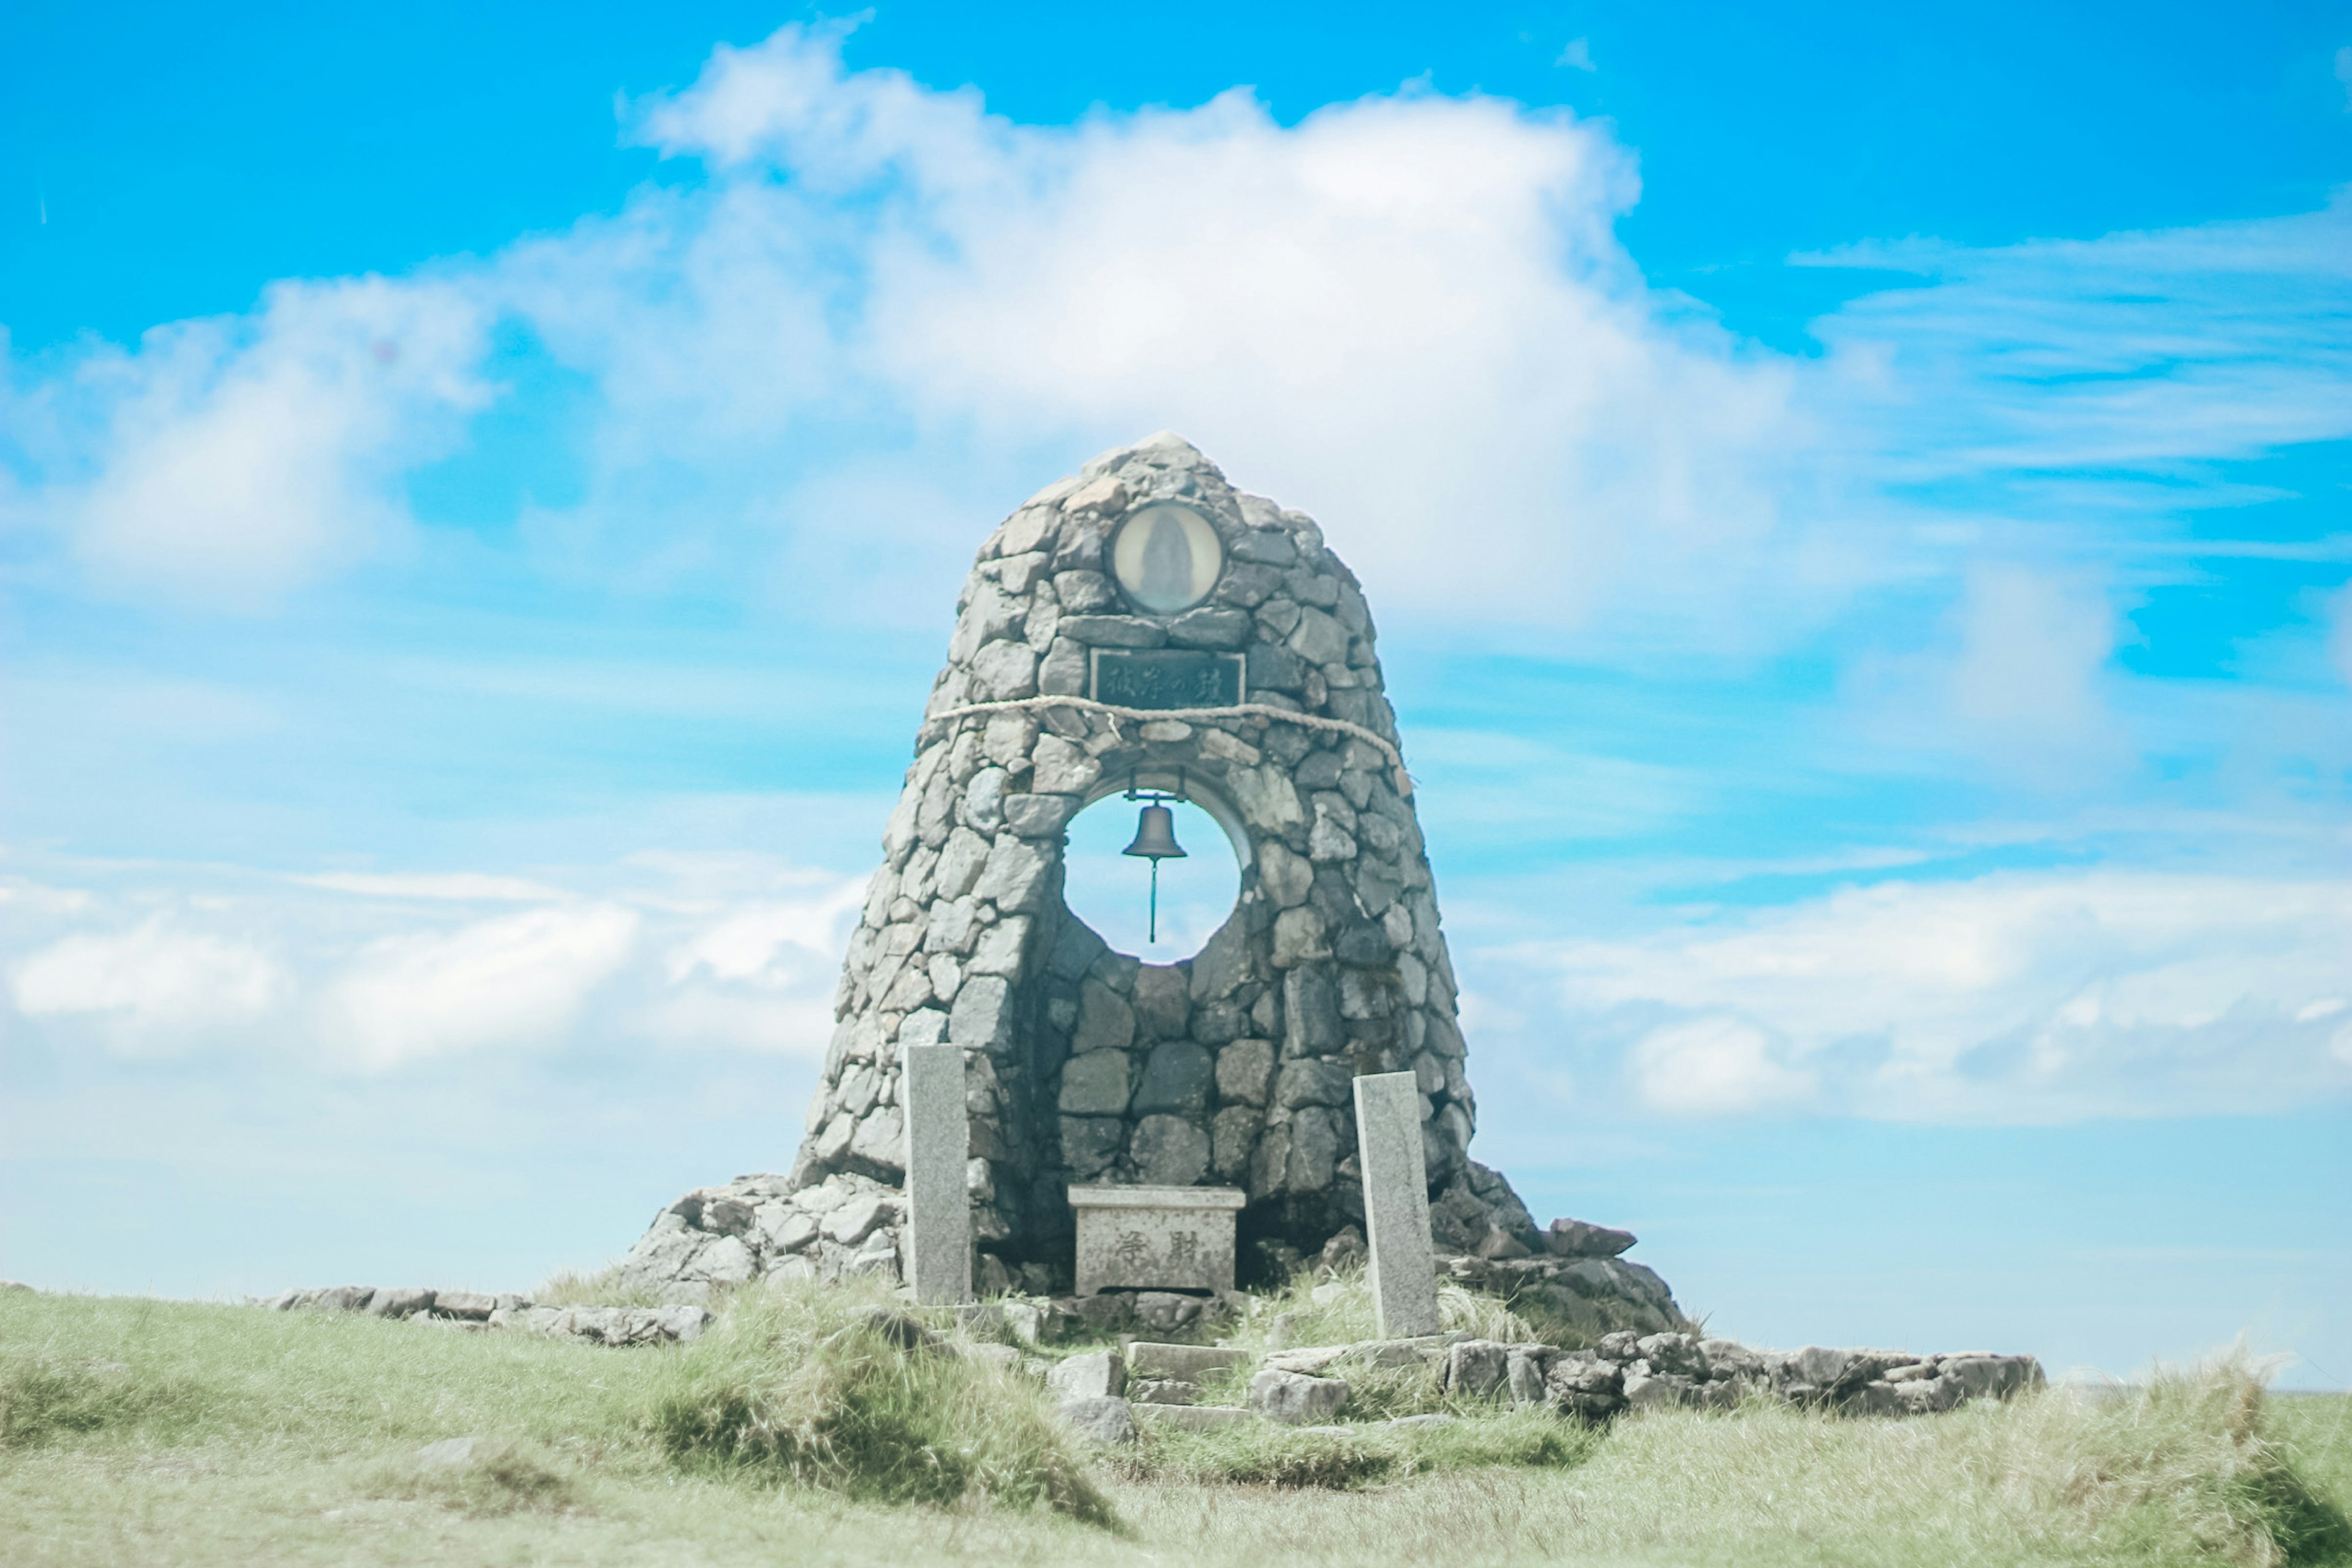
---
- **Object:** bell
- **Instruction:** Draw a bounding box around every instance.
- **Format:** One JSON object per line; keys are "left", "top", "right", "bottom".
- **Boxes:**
{"left": 1121, "top": 802, "right": 1188, "bottom": 862}
{"left": 1120, "top": 800, "right": 1187, "bottom": 944}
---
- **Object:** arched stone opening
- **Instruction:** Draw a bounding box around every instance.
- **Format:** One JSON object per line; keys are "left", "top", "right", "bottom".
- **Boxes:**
{"left": 1060, "top": 777, "right": 1244, "bottom": 963}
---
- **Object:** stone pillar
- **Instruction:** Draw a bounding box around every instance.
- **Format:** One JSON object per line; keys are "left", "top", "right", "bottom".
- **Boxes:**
{"left": 901, "top": 1041, "right": 972, "bottom": 1303}
{"left": 1354, "top": 1071, "right": 1439, "bottom": 1337}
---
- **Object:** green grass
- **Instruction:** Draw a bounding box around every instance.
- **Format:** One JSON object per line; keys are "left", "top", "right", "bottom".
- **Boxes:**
{"left": 1, "top": 1284, "right": 2345, "bottom": 1567}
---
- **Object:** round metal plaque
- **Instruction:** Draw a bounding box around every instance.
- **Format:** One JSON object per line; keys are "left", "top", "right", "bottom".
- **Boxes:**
{"left": 1110, "top": 502, "right": 1224, "bottom": 614}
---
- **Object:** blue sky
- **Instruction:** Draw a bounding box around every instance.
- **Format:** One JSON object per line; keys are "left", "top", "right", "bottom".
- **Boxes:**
{"left": 2, "top": 3, "right": 2348, "bottom": 1384}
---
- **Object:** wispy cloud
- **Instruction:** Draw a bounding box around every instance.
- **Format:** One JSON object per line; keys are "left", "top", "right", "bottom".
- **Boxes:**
{"left": 1, "top": 852, "right": 864, "bottom": 1071}
{"left": 1464, "top": 866, "right": 2352, "bottom": 1125}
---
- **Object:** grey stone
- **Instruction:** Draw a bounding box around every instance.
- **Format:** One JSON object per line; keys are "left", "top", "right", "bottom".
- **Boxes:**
{"left": 949, "top": 974, "right": 1013, "bottom": 1055}
{"left": 1128, "top": 1343, "right": 1250, "bottom": 1381}
{"left": 1249, "top": 1369, "right": 1350, "bottom": 1425}
{"left": 1072, "top": 980, "right": 1135, "bottom": 1053}
{"left": 1131, "top": 965, "right": 1191, "bottom": 1038}
{"left": 1444, "top": 1340, "right": 1509, "bottom": 1397}
{"left": 848, "top": 1107, "right": 905, "bottom": 1175}
{"left": 1276, "top": 1057, "right": 1354, "bottom": 1109}
{"left": 967, "top": 917, "right": 1030, "bottom": 976}
{"left": 1053, "top": 571, "right": 1117, "bottom": 613}
{"left": 900, "top": 1042, "right": 971, "bottom": 1305}
{"left": 432, "top": 1290, "right": 497, "bottom": 1321}
{"left": 1057, "top": 1395, "right": 1139, "bottom": 1445}
{"left": 969, "top": 639, "right": 1038, "bottom": 699}
{"left": 1545, "top": 1217, "right": 1638, "bottom": 1258}
{"left": 1286, "top": 1106, "right": 1345, "bottom": 1191}
{"left": 1003, "top": 793, "right": 1077, "bottom": 837}
{"left": 1060, "top": 1117, "right": 1125, "bottom": 1176}
{"left": 1129, "top": 1114, "right": 1212, "bottom": 1185}
{"left": 1216, "top": 1038, "right": 1275, "bottom": 1105}
{"left": 1272, "top": 906, "right": 1329, "bottom": 967}
{"left": 1354, "top": 1072, "right": 1440, "bottom": 1339}
{"left": 509, "top": 1304, "right": 710, "bottom": 1347}
{"left": 933, "top": 828, "right": 990, "bottom": 901}
{"left": 1134, "top": 1041, "right": 1214, "bottom": 1114}
{"left": 1128, "top": 1378, "right": 1200, "bottom": 1406}
{"left": 1211, "top": 1105, "right": 1262, "bottom": 1179}
{"left": 1047, "top": 1349, "right": 1127, "bottom": 1400}
{"left": 1058, "top": 1050, "right": 1132, "bottom": 1115}
{"left": 1623, "top": 1370, "right": 1700, "bottom": 1409}
{"left": 1506, "top": 1348, "right": 1550, "bottom": 1405}
{"left": 1057, "top": 615, "right": 1166, "bottom": 647}
{"left": 1284, "top": 965, "right": 1344, "bottom": 1053}
{"left": 366, "top": 1287, "right": 435, "bottom": 1319}
{"left": 820, "top": 1193, "right": 889, "bottom": 1245}
{"left": 1169, "top": 608, "right": 1253, "bottom": 649}
{"left": 973, "top": 836, "right": 1053, "bottom": 913}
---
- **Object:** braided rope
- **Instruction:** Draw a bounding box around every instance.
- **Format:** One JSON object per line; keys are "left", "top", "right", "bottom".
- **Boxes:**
{"left": 921, "top": 695, "right": 1413, "bottom": 796}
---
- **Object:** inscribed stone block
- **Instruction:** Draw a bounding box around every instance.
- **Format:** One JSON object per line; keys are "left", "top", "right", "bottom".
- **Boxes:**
{"left": 901, "top": 1042, "right": 971, "bottom": 1304}
{"left": 1353, "top": 1071, "right": 1439, "bottom": 1338}
{"left": 1068, "top": 1185, "right": 1245, "bottom": 1295}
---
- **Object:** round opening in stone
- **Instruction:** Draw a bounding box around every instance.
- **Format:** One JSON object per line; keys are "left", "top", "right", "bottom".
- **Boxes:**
{"left": 1061, "top": 793, "right": 1240, "bottom": 960}
{"left": 1110, "top": 502, "right": 1224, "bottom": 614}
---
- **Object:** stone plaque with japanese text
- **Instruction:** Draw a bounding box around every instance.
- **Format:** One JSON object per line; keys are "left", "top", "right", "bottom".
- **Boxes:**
{"left": 1068, "top": 1183, "right": 1245, "bottom": 1295}
{"left": 1088, "top": 649, "right": 1245, "bottom": 710}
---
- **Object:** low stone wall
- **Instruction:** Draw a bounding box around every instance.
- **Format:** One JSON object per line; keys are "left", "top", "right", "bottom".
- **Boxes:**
{"left": 1435, "top": 1330, "right": 2046, "bottom": 1419}
{"left": 1052, "top": 1329, "right": 2046, "bottom": 1442}
{"left": 262, "top": 1284, "right": 709, "bottom": 1346}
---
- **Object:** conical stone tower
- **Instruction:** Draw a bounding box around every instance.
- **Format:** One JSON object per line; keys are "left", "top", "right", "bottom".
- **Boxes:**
{"left": 614, "top": 436, "right": 1681, "bottom": 1330}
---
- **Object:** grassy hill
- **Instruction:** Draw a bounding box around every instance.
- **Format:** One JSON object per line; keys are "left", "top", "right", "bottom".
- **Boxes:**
{"left": 2, "top": 1281, "right": 2346, "bottom": 1567}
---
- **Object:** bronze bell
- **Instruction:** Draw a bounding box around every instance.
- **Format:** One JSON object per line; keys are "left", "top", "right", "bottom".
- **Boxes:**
{"left": 1121, "top": 802, "right": 1188, "bottom": 862}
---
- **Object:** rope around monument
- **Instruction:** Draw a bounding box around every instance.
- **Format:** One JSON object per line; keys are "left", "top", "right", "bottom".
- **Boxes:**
{"left": 922, "top": 695, "right": 1414, "bottom": 797}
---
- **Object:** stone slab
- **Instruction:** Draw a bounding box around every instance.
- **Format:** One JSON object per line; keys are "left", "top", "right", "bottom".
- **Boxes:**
{"left": 1127, "top": 1341, "right": 1250, "bottom": 1381}
{"left": 901, "top": 1042, "right": 972, "bottom": 1304}
{"left": 1068, "top": 1184, "right": 1245, "bottom": 1295}
{"left": 1132, "top": 1403, "right": 1262, "bottom": 1431}
{"left": 1353, "top": 1072, "right": 1441, "bottom": 1338}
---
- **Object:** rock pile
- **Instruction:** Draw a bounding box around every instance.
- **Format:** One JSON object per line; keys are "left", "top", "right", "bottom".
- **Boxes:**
{"left": 612, "top": 1171, "right": 917, "bottom": 1303}
{"left": 262, "top": 1284, "right": 709, "bottom": 1346}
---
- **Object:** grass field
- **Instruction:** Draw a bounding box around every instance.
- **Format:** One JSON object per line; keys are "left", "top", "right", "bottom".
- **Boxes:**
{"left": 2, "top": 1282, "right": 2346, "bottom": 1567}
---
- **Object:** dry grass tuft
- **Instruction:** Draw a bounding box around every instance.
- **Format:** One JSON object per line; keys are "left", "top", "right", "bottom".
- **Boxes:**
{"left": 647, "top": 1276, "right": 1115, "bottom": 1525}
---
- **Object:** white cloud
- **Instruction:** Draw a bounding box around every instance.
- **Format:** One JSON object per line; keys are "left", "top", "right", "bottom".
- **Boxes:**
{"left": 4, "top": 23, "right": 2340, "bottom": 702}
{"left": 20, "top": 276, "right": 492, "bottom": 608}
{"left": 1557, "top": 38, "right": 1597, "bottom": 72}
{"left": 1477, "top": 867, "right": 2352, "bottom": 1122}
{"left": 0, "top": 852, "right": 865, "bottom": 1071}
{"left": 294, "top": 872, "right": 570, "bottom": 902}
{"left": 1629, "top": 1015, "right": 1814, "bottom": 1114}
{"left": 1947, "top": 567, "right": 2116, "bottom": 739}
{"left": 9, "top": 916, "right": 287, "bottom": 1056}
{"left": 319, "top": 903, "right": 641, "bottom": 1070}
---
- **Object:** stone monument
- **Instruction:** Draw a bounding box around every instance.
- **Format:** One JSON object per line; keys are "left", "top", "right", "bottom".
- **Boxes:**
{"left": 612, "top": 434, "right": 1686, "bottom": 1330}
{"left": 1353, "top": 1071, "right": 1440, "bottom": 1337}
{"left": 900, "top": 1041, "right": 972, "bottom": 1303}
